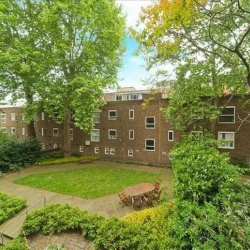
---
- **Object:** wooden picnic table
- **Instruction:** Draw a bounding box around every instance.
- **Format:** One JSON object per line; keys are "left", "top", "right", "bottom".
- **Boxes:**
{"left": 123, "top": 183, "right": 155, "bottom": 197}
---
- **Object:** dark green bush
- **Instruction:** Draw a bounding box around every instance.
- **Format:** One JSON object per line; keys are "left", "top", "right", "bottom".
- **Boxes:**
{"left": 0, "top": 138, "right": 42, "bottom": 172}
{"left": 40, "top": 150, "right": 64, "bottom": 160}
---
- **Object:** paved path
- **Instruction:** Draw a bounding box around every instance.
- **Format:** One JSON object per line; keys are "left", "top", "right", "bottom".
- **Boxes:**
{"left": 0, "top": 161, "right": 173, "bottom": 247}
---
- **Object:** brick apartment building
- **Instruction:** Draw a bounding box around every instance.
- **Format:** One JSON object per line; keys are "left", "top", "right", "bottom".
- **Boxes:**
{"left": 1, "top": 88, "right": 250, "bottom": 166}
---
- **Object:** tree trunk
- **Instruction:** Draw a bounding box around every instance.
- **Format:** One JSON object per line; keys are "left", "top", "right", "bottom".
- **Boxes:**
{"left": 63, "top": 109, "right": 72, "bottom": 158}
{"left": 26, "top": 121, "right": 36, "bottom": 138}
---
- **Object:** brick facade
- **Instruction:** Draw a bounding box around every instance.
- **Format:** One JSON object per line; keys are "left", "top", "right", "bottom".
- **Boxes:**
{"left": 1, "top": 91, "right": 250, "bottom": 166}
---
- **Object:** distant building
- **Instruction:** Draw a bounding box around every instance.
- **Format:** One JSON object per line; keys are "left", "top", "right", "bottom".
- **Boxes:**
{"left": 1, "top": 88, "right": 250, "bottom": 166}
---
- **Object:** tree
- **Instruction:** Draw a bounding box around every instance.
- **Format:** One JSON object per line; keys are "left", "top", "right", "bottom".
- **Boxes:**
{"left": 0, "top": 0, "right": 126, "bottom": 156}
{"left": 132, "top": 0, "right": 250, "bottom": 130}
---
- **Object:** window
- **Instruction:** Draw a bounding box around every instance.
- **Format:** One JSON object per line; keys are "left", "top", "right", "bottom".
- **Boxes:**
{"left": 128, "top": 149, "right": 133, "bottom": 157}
{"left": 41, "top": 128, "right": 45, "bottom": 136}
{"left": 129, "top": 130, "right": 134, "bottom": 140}
{"left": 41, "top": 143, "right": 45, "bottom": 150}
{"left": 21, "top": 113, "right": 25, "bottom": 121}
{"left": 1, "top": 114, "right": 6, "bottom": 123}
{"left": 91, "top": 129, "right": 100, "bottom": 142}
{"left": 145, "top": 117, "right": 155, "bottom": 129}
{"left": 41, "top": 112, "right": 44, "bottom": 121}
{"left": 105, "top": 148, "right": 109, "bottom": 154}
{"left": 116, "top": 94, "right": 123, "bottom": 101}
{"left": 10, "top": 127, "right": 16, "bottom": 134}
{"left": 108, "top": 129, "right": 116, "bottom": 139}
{"left": 219, "top": 106, "right": 235, "bottom": 123}
{"left": 53, "top": 112, "right": 59, "bottom": 120}
{"left": 110, "top": 148, "right": 115, "bottom": 155}
{"left": 70, "top": 112, "right": 73, "bottom": 123}
{"left": 79, "top": 146, "right": 84, "bottom": 152}
{"left": 127, "top": 94, "right": 142, "bottom": 100}
{"left": 218, "top": 132, "right": 235, "bottom": 149}
{"left": 108, "top": 110, "right": 116, "bottom": 120}
{"left": 129, "top": 109, "right": 134, "bottom": 119}
{"left": 22, "top": 127, "right": 25, "bottom": 136}
{"left": 70, "top": 128, "right": 73, "bottom": 141}
{"left": 94, "top": 147, "right": 99, "bottom": 154}
{"left": 11, "top": 113, "right": 16, "bottom": 121}
{"left": 145, "top": 139, "right": 155, "bottom": 151}
{"left": 168, "top": 130, "right": 174, "bottom": 141}
{"left": 93, "top": 112, "right": 100, "bottom": 123}
{"left": 53, "top": 143, "right": 57, "bottom": 149}
{"left": 53, "top": 128, "right": 59, "bottom": 137}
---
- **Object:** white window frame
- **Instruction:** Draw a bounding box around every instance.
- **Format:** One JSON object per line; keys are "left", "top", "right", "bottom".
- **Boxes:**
{"left": 53, "top": 128, "right": 59, "bottom": 137}
{"left": 108, "top": 129, "right": 117, "bottom": 139}
{"left": 110, "top": 148, "right": 115, "bottom": 155}
{"left": 79, "top": 146, "right": 84, "bottom": 152}
{"left": 41, "top": 143, "right": 45, "bottom": 150}
{"left": 94, "top": 147, "right": 99, "bottom": 154}
{"left": 129, "top": 130, "right": 134, "bottom": 140}
{"left": 53, "top": 143, "right": 57, "bottom": 149}
{"left": 41, "top": 112, "right": 44, "bottom": 121}
{"left": 22, "top": 127, "right": 25, "bottom": 136}
{"left": 218, "top": 106, "right": 235, "bottom": 124}
{"left": 127, "top": 94, "right": 142, "bottom": 100}
{"left": 10, "top": 113, "right": 16, "bottom": 121}
{"left": 145, "top": 117, "right": 155, "bottom": 129}
{"left": 168, "top": 130, "right": 174, "bottom": 141}
{"left": 105, "top": 147, "right": 109, "bottom": 154}
{"left": 91, "top": 129, "right": 100, "bottom": 142}
{"left": 129, "top": 109, "right": 134, "bottom": 119}
{"left": 145, "top": 139, "right": 155, "bottom": 151}
{"left": 41, "top": 128, "right": 45, "bottom": 136}
{"left": 93, "top": 112, "right": 100, "bottom": 123}
{"left": 218, "top": 132, "right": 235, "bottom": 149}
{"left": 1, "top": 114, "right": 6, "bottom": 123}
{"left": 53, "top": 112, "right": 59, "bottom": 120}
{"left": 108, "top": 110, "right": 117, "bottom": 120}
{"left": 128, "top": 149, "right": 133, "bottom": 157}
{"left": 10, "top": 127, "right": 16, "bottom": 134}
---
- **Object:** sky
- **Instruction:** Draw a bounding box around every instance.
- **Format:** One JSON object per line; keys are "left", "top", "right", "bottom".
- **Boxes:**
{"left": 117, "top": 0, "right": 153, "bottom": 90}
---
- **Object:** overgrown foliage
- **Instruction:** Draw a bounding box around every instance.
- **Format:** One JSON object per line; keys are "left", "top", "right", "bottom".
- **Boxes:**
{"left": 0, "top": 237, "right": 28, "bottom": 250}
{"left": 0, "top": 137, "right": 42, "bottom": 172}
{"left": 0, "top": 192, "right": 26, "bottom": 224}
{"left": 21, "top": 203, "right": 175, "bottom": 250}
{"left": 169, "top": 134, "right": 250, "bottom": 249}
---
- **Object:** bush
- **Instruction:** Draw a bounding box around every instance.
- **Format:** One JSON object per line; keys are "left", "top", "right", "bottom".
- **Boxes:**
{"left": 39, "top": 157, "right": 80, "bottom": 166}
{"left": 21, "top": 203, "right": 176, "bottom": 250}
{"left": 40, "top": 150, "right": 64, "bottom": 160}
{"left": 0, "top": 192, "right": 26, "bottom": 224}
{"left": 0, "top": 237, "right": 28, "bottom": 250}
{"left": 169, "top": 133, "right": 250, "bottom": 249}
{"left": 0, "top": 138, "right": 42, "bottom": 173}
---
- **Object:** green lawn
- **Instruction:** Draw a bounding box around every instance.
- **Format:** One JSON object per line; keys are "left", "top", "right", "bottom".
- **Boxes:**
{"left": 13, "top": 166, "right": 162, "bottom": 199}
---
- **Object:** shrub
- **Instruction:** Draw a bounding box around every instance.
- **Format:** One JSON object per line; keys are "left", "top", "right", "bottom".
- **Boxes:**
{"left": 169, "top": 133, "right": 250, "bottom": 249}
{"left": 0, "top": 237, "right": 28, "bottom": 250}
{"left": 0, "top": 192, "right": 26, "bottom": 224}
{"left": 79, "top": 155, "right": 100, "bottom": 161}
{"left": 0, "top": 138, "right": 42, "bottom": 173}
{"left": 39, "top": 157, "right": 79, "bottom": 166}
{"left": 40, "top": 150, "right": 64, "bottom": 160}
{"left": 21, "top": 203, "right": 176, "bottom": 250}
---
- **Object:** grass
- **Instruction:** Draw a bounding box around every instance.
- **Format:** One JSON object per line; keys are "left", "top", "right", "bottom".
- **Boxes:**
{"left": 13, "top": 166, "right": 162, "bottom": 199}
